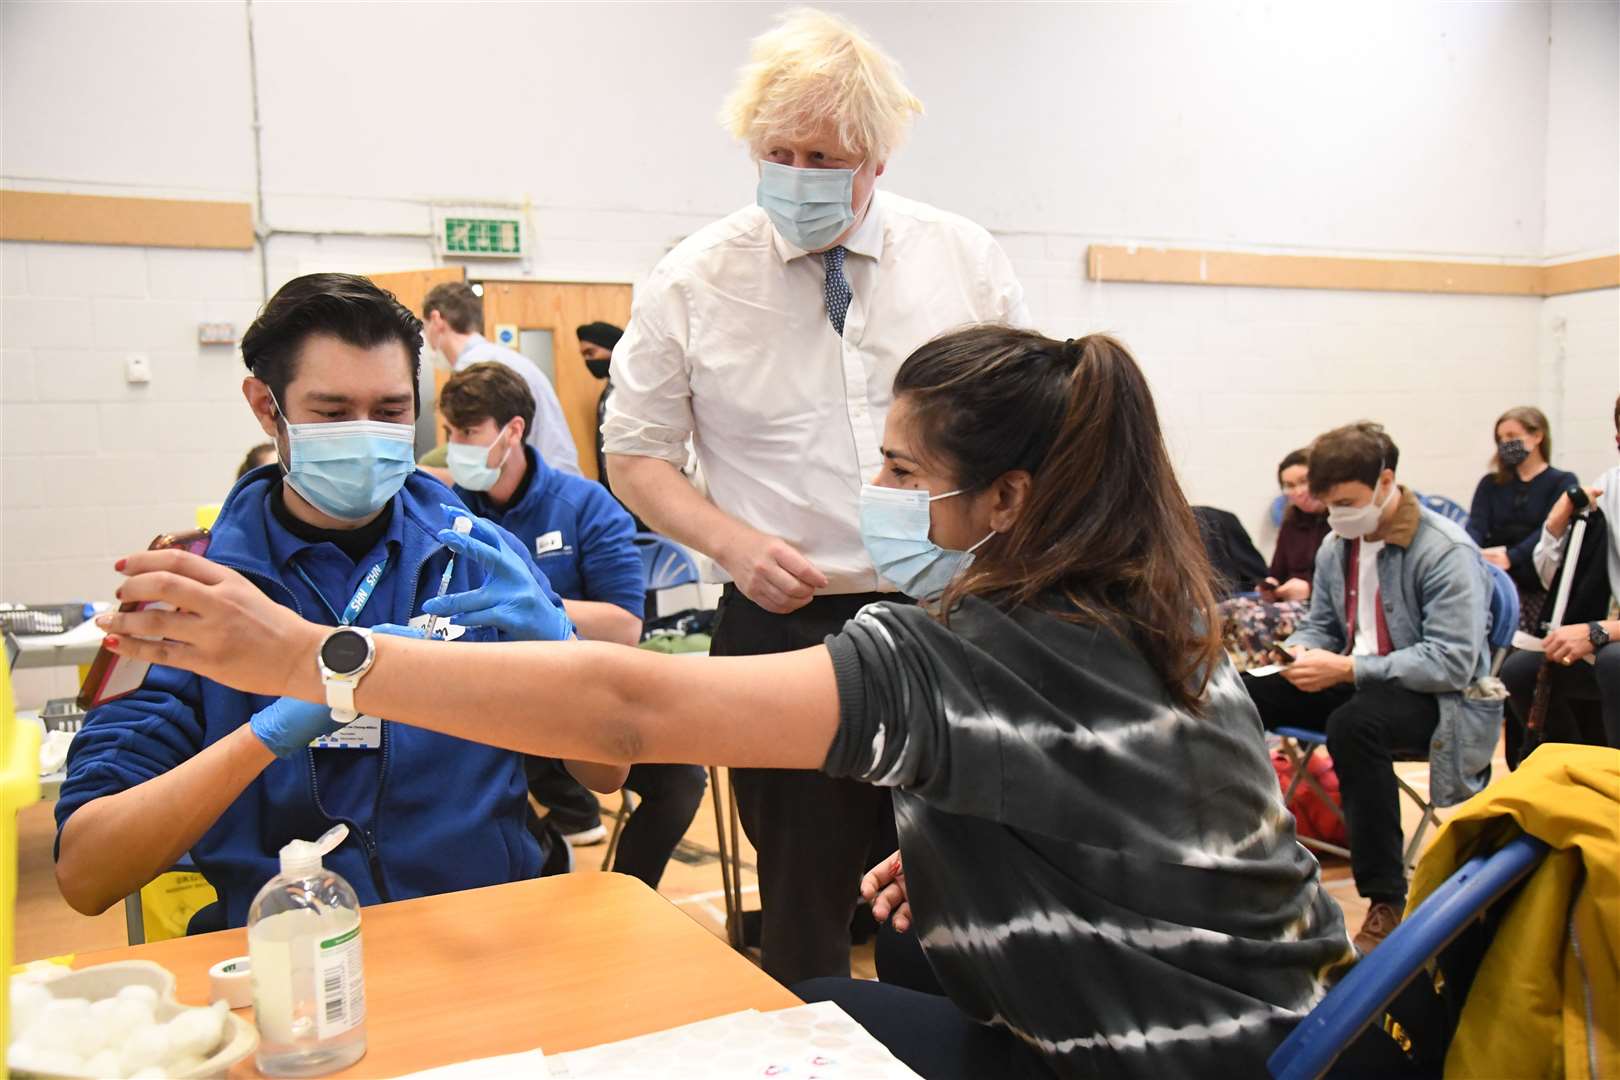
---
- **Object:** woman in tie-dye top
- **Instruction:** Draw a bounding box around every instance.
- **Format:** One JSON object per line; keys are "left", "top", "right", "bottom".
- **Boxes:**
{"left": 99, "top": 327, "right": 1361, "bottom": 1079}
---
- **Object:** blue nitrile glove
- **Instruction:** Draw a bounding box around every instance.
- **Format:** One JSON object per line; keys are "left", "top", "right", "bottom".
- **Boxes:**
{"left": 250, "top": 697, "right": 345, "bottom": 759}
{"left": 250, "top": 624, "right": 425, "bottom": 758}
{"left": 422, "top": 505, "right": 574, "bottom": 642}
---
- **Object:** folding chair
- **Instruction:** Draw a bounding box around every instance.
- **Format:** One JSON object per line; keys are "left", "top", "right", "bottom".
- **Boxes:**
{"left": 1275, "top": 561, "right": 1517, "bottom": 870}
{"left": 1267, "top": 834, "right": 1550, "bottom": 1080}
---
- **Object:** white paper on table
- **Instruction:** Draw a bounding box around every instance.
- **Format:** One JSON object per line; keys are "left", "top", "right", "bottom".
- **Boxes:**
{"left": 546, "top": 1002, "right": 922, "bottom": 1079}
{"left": 387, "top": 1048, "right": 548, "bottom": 1079}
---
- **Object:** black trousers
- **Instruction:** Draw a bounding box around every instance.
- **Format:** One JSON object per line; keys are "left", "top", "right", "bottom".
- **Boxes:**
{"left": 711, "top": 586, "right": 896, "bottom": 985}
{"left": 613, "top": 763, "right": 707, "bottom": 889}
{"left": 1241, "top": 674, "right": 1438, "bottom": 902}
{"left": 1500, "top": 644, "right": 1620, "bottom": 764}
{"left": 524, "top": 756, "right": 706, "bottom": 888}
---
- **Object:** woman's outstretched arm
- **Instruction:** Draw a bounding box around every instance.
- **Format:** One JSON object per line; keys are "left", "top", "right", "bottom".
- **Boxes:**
{"left": 99, "top": 549, "right": 841, "bottom": 771}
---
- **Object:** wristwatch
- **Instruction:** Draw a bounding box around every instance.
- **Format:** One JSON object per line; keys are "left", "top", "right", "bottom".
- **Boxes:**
{"left": 317, "top": 626, "right": 376, "bottom": 723}
{"left": 1588, "top": 622, "right": 1611, "bottom": 649}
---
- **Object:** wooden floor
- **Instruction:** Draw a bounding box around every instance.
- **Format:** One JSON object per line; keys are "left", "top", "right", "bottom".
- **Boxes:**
{"left": 14, "top": 755, "right": 1495, "bottom": 973}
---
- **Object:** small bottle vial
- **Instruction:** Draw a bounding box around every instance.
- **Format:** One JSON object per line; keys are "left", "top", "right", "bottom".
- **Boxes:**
{"left": 247, "top": 824, "right": 368, "bottom": 1077}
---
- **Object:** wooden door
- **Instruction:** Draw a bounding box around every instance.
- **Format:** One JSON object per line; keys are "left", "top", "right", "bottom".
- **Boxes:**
{"left": 367, "top": 267, "right": 468, "bottom": 416}
{"left": 476, "top": 281, "right": 634, "bottom": 482}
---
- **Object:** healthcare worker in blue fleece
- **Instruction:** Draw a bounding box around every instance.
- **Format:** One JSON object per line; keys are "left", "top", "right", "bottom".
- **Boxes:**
{"left": 53, "top": 273, "right": 620, "bottom": 931}
{"left": 439, "top": 361, "right": 706, "bottom": 888}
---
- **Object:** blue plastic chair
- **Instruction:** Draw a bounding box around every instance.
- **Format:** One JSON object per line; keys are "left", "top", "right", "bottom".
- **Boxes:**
{"left": 632, "top": 532, "right": 699, "bottom": 591}
{"left": 1416, "top": 492, "right": 1470, "bottom": 530}
{"left": 1268, "top": 834, "right": 1550, "bottom": 1080}
{"left": 1482, "top": 561, "right": 1519, "bottom": 676}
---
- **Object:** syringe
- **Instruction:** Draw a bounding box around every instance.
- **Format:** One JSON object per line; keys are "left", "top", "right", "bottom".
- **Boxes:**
{"left": 429, "top": 516, "right": 474, "bottom": 639}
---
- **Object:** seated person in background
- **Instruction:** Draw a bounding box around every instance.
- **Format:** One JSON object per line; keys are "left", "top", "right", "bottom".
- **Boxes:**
{"left": 576, "top": 321, "right": 624, "bottom": 500}
{"left": 235, "top": 442, "right": 275, "bottom": 479}
{"left": 54, "top": 273, "right": 603, "bottom": 929}
{"left": 439, "top": 362, "right": 706, "bottom": 886}
{"left": 1192, "top": 506, "right": 1268, "bottom": 597}
{"left": 1501, "top": 395, "right": 1620, "bottom": 757}
{"left": 1468, "top": 406, "right": 1576, "bottom": 629}
{"left": 1242, "top": 422, "right": 1500, "bottom": 955}
{"left": 1219, "top": 448, "right": 1332, "bottom": 669}
{"left": 421, "top": 281, "right": 581, "bottom": 477}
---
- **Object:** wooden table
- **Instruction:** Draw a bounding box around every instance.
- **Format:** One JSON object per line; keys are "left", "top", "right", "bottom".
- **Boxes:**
{"left": 73, "top": 871, "right": 800, "bottom": 1077}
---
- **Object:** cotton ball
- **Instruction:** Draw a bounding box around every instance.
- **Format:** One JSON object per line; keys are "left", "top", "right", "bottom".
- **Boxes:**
{"left": 8, "top": 1041, "right": 86, "bottom": 1076}
{"left": 28, "top": 996, "right": 93, "bottom": 1053}
{"left": 115, "top": 983, "right": 160, "bottom": 1008}
{"left": 165, "top": 1004, "right": 227, "bottom": 1059}
{"left": 8, "top": 978, "right": 50, "bottom": 1037}
{"left": 119, "top": 1021, "right": 172, "bottom": 1075}
{"left": 83, "top": 1047, "right": 124, "bottom": 1078}
{"left": 95, "top": 996, "right": 155, "bottom": 1048}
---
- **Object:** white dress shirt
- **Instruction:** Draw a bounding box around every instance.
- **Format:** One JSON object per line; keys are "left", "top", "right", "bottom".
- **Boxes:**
{"left": 455, "top": 334, "right": 582, "bottom": 476}
{"left": 1533, "top": 461, "right": 1620, "bottom": 601}
{"left": 603, "top": 191, "right": 1029, "bottom": 594}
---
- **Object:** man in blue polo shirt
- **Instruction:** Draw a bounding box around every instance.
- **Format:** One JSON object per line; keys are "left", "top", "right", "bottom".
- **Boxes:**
{"left": 54, "top": 274, "right": 597, "bottom": 931}
{"left": 440, "top": 361, "right": 706, "bottom": 888}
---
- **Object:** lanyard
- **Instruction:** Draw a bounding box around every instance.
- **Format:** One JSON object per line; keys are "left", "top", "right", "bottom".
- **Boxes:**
{"left": 293, "top": 554, "right": 390, "bottom": 627}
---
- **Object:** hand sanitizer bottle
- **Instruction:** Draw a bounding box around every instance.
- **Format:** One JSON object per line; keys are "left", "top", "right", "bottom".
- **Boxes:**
{"left": 247, "top": 824, "right": 368, "bottom": 1076}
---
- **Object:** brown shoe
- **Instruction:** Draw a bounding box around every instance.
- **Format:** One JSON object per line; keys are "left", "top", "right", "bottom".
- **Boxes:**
{"left": 1353, "top": 901, "right": 1403, "bottom": 955}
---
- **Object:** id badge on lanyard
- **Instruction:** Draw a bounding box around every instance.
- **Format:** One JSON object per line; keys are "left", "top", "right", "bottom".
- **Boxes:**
{"left": 296, "top": 555, "right": 389, "bottom": 751}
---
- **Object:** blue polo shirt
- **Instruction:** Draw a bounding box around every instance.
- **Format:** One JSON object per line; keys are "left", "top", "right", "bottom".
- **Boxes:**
{"left": 457, "top": 446, "right": 645, "bottom": 617}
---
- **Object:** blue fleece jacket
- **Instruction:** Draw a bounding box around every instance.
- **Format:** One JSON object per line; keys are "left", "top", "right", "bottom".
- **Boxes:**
{"left": 456, "top": 446, "right": 644, "bottom": 616}
{"left": 56, "top": 467, "right": 561, "bottom": 928}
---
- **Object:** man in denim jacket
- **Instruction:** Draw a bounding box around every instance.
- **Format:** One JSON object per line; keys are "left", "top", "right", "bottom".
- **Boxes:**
{"left": 1244, "top": 423, "right": 1499, "bottom": 955}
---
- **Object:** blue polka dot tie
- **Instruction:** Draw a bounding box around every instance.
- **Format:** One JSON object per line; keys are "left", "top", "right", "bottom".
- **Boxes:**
{"left": 822, "top": 245, "right": 851, "bottom": 337}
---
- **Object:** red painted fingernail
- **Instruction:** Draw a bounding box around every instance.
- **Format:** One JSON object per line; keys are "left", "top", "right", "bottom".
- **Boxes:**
{"left": 115, "top": 558, "right": 127, "bottom": 571}
{"left": 104, "top": 635, "right": 121, "bottom": 649}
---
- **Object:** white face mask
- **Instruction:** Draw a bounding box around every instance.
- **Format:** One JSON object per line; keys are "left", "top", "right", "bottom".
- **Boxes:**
{"left": 446, "top": 428, "right": 513, "bottom": 492}
{"left": 1327, "top": 476, "right": 1394, "bottom": 540}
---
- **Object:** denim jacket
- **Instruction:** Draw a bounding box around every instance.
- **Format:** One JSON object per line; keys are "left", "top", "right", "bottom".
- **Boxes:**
{"left": 1287, "top": 487, "right": 1501, "bottom": 806}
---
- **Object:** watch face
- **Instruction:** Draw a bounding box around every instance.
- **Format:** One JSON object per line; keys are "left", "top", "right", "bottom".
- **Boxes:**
{"left": 321, "top": 629, "right": 370, "bottom": 675}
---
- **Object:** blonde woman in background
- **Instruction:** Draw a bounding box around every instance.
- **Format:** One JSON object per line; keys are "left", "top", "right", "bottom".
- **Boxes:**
{"left": 1467, "top": 406, "right": 1577, "bottom": 628}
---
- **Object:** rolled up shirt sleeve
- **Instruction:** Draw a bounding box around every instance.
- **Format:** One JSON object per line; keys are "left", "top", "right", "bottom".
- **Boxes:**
{"left": 985, "top": 236, "right": 1032, "bottom": 328}
{"left": 601, "top": 274, "right": 695, "bottom": 467}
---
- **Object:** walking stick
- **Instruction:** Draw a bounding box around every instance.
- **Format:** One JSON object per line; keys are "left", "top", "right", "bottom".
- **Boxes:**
{"left": 1525, "top": 491, "right": 1593, "bottom": 751}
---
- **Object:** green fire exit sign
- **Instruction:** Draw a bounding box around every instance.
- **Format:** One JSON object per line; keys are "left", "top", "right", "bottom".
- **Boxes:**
{"left": 442, "top": 216, "right": 523, "bottom": 257}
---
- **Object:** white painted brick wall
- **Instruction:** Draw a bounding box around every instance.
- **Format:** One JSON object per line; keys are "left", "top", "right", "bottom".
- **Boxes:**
{"left": 0, "top": 241, "right": 265, "bottom": 618}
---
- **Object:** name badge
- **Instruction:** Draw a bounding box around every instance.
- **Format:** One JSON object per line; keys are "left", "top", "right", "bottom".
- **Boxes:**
{"left": 535, "top": 531, "right": 565, "bottom": 556}
{"left": 311, "top": 713, "right": 382, "bottom": 750}
{"left": 407, "top": 612, "right": 467, "bottom": 641}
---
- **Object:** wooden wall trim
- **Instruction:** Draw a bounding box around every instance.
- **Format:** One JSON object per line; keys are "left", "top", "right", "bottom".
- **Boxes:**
{"left": 1540, "top": 254, "right": 1620, "bottom": 297}
{"left": 1087, "top": 245, "right": 1619, "bottom": 297}
{"left": 0, "top": 190, "right": 255, "bottom": 250}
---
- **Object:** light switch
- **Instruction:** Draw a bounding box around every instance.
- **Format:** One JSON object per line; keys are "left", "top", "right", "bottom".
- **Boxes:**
{"left": 125, "top": 353, "right": 152, "bottom": 384}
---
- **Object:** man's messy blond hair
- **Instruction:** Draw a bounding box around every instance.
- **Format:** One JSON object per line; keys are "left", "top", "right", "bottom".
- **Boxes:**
{"left": 720, "top": 8, "right": 923, "bottom": 162}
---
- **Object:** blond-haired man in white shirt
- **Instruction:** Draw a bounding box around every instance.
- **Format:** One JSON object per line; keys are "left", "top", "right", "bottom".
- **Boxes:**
{"left": 604, "top": 8, "right": 1028, "bottom": 985}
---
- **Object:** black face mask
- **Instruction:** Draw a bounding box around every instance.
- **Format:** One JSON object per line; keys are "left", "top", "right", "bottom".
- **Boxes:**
{"left": 585, "top": 358, "right": 611, "bottom": 381}
{"left": 1497, "top": 438, "right": 1530, "bottom": 467}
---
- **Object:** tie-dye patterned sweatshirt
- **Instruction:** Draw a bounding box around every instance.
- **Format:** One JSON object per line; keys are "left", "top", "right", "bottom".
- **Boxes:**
{"left": 822, "top": 597, "right": 1355, "bottom": 1078}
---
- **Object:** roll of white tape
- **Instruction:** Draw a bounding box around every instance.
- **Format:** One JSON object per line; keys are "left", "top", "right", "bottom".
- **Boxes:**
{"left": 208, "top": 956, "right": 253, "bottom": 1009}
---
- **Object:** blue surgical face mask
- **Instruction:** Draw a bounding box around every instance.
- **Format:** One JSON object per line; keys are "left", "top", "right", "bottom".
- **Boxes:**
{"left": 756, "top": 160, "right": 864, "bottom": 252}
{"left": 273, "top": 395, "right": 416, "bottom": 521}
{"left": 860, "top": 484, "right": 994, "bottom": 599}
{"left": 446, "top": 431, "right": 512, "bottom": 492}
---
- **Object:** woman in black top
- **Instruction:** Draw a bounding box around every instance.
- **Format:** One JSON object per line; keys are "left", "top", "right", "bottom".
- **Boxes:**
{"left": 1468, "top": 406, "right": 1577, "bottom": 626}
{"left": 101, "top": 328, "right": 1359, "bottom": 1079}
